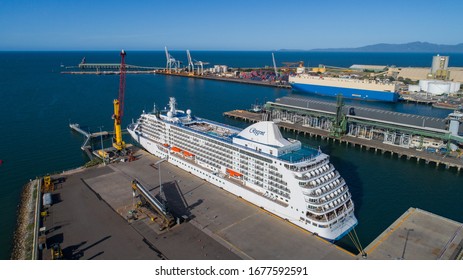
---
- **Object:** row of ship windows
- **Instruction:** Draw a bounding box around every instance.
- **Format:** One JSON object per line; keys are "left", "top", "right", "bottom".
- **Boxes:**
{"left": 170, "top": 134, "right": 288, "bottom": 186}
{"left": 172, "top": 138, "right": 234, "bottom": 169}
{"left": 169, "top": 144, "right": 292, "bottom": 201}
{"left": 164, "top": 128, "right": 291, "bottom": 197}
{"left": 170, "top": 157, "right": 229, "bottom": 187}
{"left": 142, "top": 131, "right": 290, "bottom": 197}
{"left": 170, "top": 134, "right": 236, "bottom": 162}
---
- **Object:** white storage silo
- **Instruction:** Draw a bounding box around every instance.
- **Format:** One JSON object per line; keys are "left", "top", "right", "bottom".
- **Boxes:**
{"left": 428, "top": 82, "right": 450, "bottom": 95}
{"left": 408, "top": 85, "right": 420, "bottom": 92}
{"left": 431, "top": 55, "right": 449, "bottom": 74}
{"left": 450, "top": 82, "right": 461, "bottom": 93}
{"left": 419, "top": 80, "right": 430, "bottom": 92}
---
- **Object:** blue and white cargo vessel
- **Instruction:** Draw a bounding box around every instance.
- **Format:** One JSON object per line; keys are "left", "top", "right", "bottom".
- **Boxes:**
{"left": 128, "top": 97, "right": 357, "bottom": 241}
{"left": 289, "top": 74, "right": 400, "bottom": 102}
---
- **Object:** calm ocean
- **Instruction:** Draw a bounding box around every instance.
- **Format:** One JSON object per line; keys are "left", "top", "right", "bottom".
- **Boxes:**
{"left": 0, "top": 51, "right": 462, "bottom": 258}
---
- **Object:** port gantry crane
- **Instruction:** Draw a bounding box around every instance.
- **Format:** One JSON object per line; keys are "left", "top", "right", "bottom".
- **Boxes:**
{"left": 112, "top": 49, "right": 126, "bottom": 152}
{"left": 165, "top": 46, "right": 182, "bottom": 73}
{"left": 186, "top": 50, "right": 195, "bottom": 76}
{"left": 272, "top": 53, "right": 279, "bottom": 79}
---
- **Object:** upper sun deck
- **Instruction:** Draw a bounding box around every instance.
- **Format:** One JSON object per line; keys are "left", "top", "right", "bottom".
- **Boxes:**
{"left": 278, "top": 145, "right": 321, "bottom": 163}
{"left": 150, "top": 97, "right": 325, "bottom": 165}
{"left": 156, "top": 107, "right": 241, "bottom": 142}
{"left": 183, "top": 120, "right": 240, "bottom": 141}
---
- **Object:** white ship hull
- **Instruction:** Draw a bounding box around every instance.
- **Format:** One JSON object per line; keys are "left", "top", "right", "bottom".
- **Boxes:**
{"left": 128, "top": 97, "right": 357, "bottom": 241}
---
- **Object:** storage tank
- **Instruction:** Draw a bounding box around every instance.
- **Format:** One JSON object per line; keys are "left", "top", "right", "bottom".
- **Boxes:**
{"left": 419, "top": 80, "right": 430, "bottom": 92}
{"left": 408, "top": 85, "right": 420, "bottom": 92}
{"left": 450, "top": 82, "right": 461, "bottom": 93}
{"left": 428, "top": 82, "right": 450, "bottom": 95}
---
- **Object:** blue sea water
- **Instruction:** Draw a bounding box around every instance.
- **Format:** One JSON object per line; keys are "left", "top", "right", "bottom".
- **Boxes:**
{"left": 0, "top": 51, "right": 462, "bottom": 259}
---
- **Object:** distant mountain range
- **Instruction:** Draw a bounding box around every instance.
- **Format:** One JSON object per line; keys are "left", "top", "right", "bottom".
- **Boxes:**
{"left": 282, "top": 42, "right": 463, "bottom": 52}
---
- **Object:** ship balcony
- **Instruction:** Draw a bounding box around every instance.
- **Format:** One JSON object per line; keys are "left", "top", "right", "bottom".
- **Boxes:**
{"left": 302, "top": 176, "right": 344, "bottom": 198}
{"left": 304, "top": 185, "right": 349, "bottom": 205}
{"left": 268, "top": 176, "right": 288, "bottom": 186}
{"left": 268, "top": 181, "right": 290, "bottom": 193}
{"left": 298, "top": 169, "right": 338, "bottom": 188}
{"left": 293, "top": 159, "right": 329, "bottom": 174}
{"left": 305, "top": 188, "right": 350, "bottom": 210}
{"left": 268, "top": 187, "right": 290, "bottom": 199}
{"left": 295, "top": 164, "right": 335, "bottom": 183}
{"left": 269, "top": 171, "right": 282, "bottom": 178}
{"left": 306, "top": 202, "right": 350, "bottom": 222}
{"left": 305, "top": 211, "right": 335, "bottom": 223}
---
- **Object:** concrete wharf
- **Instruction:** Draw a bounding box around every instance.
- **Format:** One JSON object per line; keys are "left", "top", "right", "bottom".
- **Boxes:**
{"left": 30, "top": 149, "right": 463, "bottom": 260}
{"left": 224, "top": 107, "right": 463, "bottom": 171}
{"left": 364, "top": 208, "right": 463, "bottom": 260}
{"left": 36, "top": 148, "right": 356, "bottom": 260}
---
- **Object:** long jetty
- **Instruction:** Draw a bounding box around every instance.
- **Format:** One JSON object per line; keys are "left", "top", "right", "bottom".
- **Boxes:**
{"left": 224, "top": 110, "right": 463, "bottom": 171}
{"left": 155, "top": 71, "right": 292, "bottom": 89}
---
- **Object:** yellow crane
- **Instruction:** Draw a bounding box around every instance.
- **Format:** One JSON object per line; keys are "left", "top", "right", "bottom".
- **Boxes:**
{"left": 113, "top": 50, "right": 126, "bottom": 151}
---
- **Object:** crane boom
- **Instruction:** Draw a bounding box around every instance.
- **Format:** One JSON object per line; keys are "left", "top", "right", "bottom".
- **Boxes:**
{"left": 186, "top": 50, "right": 194, "bottom": 75}
{"left": 113, "top": 50, "right": 126, "bottom": 151}
{"left": 272, "top": 53, "right": 278, "bottom": 78}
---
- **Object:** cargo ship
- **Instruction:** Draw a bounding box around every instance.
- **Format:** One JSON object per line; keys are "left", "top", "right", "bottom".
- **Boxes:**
{"left": 289, "top": 74, "right": 400, "bottom": 102}
{"left": 128, "top": 97, "right": 357, "bottom": 241}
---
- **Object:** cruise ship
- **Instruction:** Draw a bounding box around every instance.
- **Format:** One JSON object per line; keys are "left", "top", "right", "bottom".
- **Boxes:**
{"left": 289, "top": 74, "right": 400, "bottom": 102}
{"left": 128, "top": 97, "right": 357, "bottom": 241}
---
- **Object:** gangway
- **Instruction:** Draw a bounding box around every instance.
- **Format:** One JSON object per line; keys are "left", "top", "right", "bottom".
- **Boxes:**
{"left": 69, "top": 123, "right": 109, "bottom": 159}
{"left": 131, "top": 180, "right": 176, "bottom": 230}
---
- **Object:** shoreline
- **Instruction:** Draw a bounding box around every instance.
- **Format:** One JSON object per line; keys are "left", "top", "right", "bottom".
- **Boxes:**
{"left": 10, "top": 179, "right": 37, "bottom": 260}
{"left": 9, "top": 165, "right": 97, "bottom": 259}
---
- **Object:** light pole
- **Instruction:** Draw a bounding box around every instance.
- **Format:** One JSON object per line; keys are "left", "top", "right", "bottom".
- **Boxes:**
{"left": 155, "top": 158, "right": 168, "bottom": 202}
{"left": 99, "top": 126, "right": 105, "bottom": 165}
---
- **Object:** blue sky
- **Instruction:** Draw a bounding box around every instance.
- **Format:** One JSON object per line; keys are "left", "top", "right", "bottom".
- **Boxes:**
{"left": 0, "top": 0, "right": 462, "bottom": 51}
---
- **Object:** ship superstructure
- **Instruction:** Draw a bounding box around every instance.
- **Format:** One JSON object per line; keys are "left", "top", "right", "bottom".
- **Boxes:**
{"left": 128, "top": 97, "right": 357, "bottom": 241}
{"left": 289, "top": 74, "right": 400, "bottom": 102}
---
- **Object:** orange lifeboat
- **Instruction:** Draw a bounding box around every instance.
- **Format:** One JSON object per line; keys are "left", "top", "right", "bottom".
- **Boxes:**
{"left": 171, "top": 146, "right": 182, "bottom": 153}
{"left": 226, "top": 168, "right": 242, "bottom": 177}
{"left": 182, "top": 150, "right": 194, "bottom": 157}
{"left": 163, "top": 143, "right": 169, "bottom": 147}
